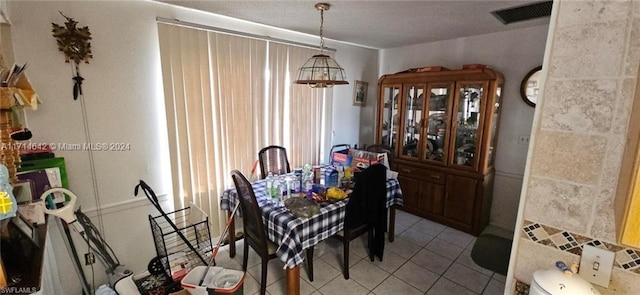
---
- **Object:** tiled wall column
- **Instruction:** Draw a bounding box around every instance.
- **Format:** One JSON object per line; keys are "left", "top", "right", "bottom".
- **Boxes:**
{"left": 511, "top": 0, "right": 640, "bottom": 294}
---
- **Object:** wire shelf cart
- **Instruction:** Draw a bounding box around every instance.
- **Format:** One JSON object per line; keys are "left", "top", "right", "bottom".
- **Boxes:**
{"left": 149, "top": 204, "right": 213, "bottom": 279}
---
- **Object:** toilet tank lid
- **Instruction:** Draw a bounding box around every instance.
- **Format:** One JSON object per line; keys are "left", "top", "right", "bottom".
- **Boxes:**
{"left": 533, "top": 269, "right": 601, "bottom": 295}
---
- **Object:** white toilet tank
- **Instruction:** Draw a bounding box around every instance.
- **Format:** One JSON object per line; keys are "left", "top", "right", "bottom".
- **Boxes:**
{"left": 530, "top": 268, "right": 601, "bottom": 295}
{"left": 530, "top": 279, "right": 552, "bottom": 295}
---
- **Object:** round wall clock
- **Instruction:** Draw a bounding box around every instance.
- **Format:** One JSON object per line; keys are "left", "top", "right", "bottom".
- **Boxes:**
{"left": 520, "top": 66, "right": 542, "bottom": 107}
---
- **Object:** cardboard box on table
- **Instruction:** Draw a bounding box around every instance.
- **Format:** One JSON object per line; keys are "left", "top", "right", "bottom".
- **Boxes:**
{"left": 348, "top": 149, "right": 386, "bottom": 170}
{"left": 331, "top": 151, "right": 352, "bottom": 166}
{"left": 332, "top": 149, "right": 397, "bottom": 180}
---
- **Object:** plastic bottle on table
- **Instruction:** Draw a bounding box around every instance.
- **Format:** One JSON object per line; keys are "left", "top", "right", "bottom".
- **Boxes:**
{"left": 303, "top": 175, "right": 313, "bottom": 193}
{"left": 312, "top": 166, "right": 321, "bottom": 184}
{"left": 266, "top": 172, "right": 275, "bottom": 200}
{"left": 276, "top": 175, "right": 287, "bottom": 204}
{"left": 344, "top": 166, "right": 353, "bottom": 180}
{"left": 326, "top": 170, "right": 339, "bottom": 187}
{"left": 294, "top": 168, "right": 303, "bottom": 193}
{"left": 273, "top": 175, "right": 283, "bottom": 203}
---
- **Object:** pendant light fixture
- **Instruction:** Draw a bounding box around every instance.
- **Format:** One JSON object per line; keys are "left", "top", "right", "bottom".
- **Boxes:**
{"left": 294, "top": 3, "right": 348, "bottom": 88}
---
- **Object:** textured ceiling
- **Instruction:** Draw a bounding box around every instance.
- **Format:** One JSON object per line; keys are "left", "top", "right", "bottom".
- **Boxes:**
{"left": 156, "top": 0, "right": 551, "bottom": 49}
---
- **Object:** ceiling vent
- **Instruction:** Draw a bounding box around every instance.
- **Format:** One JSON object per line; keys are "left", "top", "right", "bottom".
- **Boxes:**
{"left": 491, "top": 1, "right": 553, "bottom": 25}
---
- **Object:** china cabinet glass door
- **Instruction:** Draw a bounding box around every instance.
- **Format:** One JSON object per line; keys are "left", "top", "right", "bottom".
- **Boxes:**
{"left": 451, "top": 82, "right": 487, "bottom": 169}
{"left": 423, "top": 84, "right": 453, "bottom": 164}
{"left": 487, "top": 85, "right": 502, "bottom": 167}
{"left": 380, "top": 85, "right": 400, "bottom": 149}
{"left": 401, "top": 85, "right": 424, "bottom": 159}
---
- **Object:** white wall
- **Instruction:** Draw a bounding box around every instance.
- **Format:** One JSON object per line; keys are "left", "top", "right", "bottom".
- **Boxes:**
{"left": 378, "top": 24, "right": 550, "bottom": 230}
{"left": 331, "top": 44, "right": 379, "bottom": 151}
{"left": 7, "top": 0, "right": 373, "bottom": 293}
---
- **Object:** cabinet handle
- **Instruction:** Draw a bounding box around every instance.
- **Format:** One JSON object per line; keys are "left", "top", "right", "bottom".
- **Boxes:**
{"left": 400, "top": 168, "right": 411, "bottom": 173}
{"left": 429, "top": 174, "right": 441, "bottom": 180}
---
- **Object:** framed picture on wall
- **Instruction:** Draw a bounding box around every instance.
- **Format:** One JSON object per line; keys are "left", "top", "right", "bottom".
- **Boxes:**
{"left": 353, "top": 80, "right": 368, "bottom": 106}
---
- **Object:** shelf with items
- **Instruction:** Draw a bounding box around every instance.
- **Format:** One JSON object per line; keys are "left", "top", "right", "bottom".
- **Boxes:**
{"left": 0, "top": 71, "right": 40, "bottom": 184}
{"left": 383, "top": 102, "right": 399, "bottom": 109}
{"left": 0, "top": 63, "right": 39, "bottom": 110}
{"left": 399, "top": 85, "right": 424, "bottom": 160}
{"left": 449, "top": 82, "right": 487, "bottom": 170}
{"left": 375, "top": 66, "right": 503, "bottom": 235}
{"left": 0, "top": 91, "right": 20, "bottom": 184}
{"left": 426, "top": 107, "right": 447, "bottom": 162}
{"left": 379, "top": 84, "right": 401, "bottom": 150}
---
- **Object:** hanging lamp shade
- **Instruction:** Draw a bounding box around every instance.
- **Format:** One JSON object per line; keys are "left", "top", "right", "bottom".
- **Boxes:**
{"left": 294, "top": 3, "right": 348, "bottom": 88}
{"left": 294, "top": 54, "right": 348, "bottom": 88}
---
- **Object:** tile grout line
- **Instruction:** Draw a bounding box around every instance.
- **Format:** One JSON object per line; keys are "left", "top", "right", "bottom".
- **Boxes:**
{"left": 255, "top": 211, "right": 504, "bottom": 295}
{"left": 421, "top": 225, "right": 491, "bottom": 295}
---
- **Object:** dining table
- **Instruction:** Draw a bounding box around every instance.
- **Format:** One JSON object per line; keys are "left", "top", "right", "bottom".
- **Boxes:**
{"left": 219, "top": 166, "right": 403, "bottom": 295}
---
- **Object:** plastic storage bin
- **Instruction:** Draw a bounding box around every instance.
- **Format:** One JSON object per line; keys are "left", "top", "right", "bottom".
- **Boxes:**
{"left": 181, "top": 266, "right": 245, "bottom": 295}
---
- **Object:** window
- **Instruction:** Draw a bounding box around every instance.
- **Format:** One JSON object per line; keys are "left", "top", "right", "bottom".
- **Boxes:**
{"left": 157, "top": 23, "right": 331, "bottom": 235}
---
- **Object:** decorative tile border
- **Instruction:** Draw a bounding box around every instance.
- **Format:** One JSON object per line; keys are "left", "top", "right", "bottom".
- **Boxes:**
{"left": 522, "top": 220, "right": 640, "bottom": 275}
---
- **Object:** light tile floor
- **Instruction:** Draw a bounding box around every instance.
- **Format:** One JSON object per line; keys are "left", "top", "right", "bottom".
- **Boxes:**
{"left": 213, "top": 210, "right": 508, "bottom": 295}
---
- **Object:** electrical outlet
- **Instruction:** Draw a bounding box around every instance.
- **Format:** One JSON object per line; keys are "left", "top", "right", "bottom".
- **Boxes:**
{"left": 579, "top": 245, "right": 614, "bottom": 287}
{"left": 85, "top": 253, "right": 95, "bottom": 265}
{"left": 517, "top": 134, "right": 530, "bottom": 145}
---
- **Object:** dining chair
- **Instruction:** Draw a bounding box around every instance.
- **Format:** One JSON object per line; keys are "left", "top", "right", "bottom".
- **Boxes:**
{"left": 230, "top": 170, "right": 315, "bottom": 295}
{"left": 231, "top": 170, "right": 277, "bottom": 295}
{"left": 258, "top": 145, "right": 291, "bottom": 179}
{"left": 331, "top": 164, "right": 387, "bottom": 279}
{"left": 366, "top": 144, "right": 395, "bottom": 167}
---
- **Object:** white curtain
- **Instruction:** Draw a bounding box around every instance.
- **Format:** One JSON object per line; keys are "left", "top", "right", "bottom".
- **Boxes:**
{"left": 158, "top": 23, "right": 331, "bottom": 235}
{"left": 267, "top": 42, "right": 329, "bottom": 166}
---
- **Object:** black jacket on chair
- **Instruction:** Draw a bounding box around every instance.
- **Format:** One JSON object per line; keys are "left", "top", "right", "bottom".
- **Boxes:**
{"left": 345, "top": 164, "right": 387, "bottom": 261}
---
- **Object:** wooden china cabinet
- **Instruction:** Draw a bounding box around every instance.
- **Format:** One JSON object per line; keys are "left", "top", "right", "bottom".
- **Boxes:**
{"left": 376, "top": 65, "right": 504, "bottom": 235}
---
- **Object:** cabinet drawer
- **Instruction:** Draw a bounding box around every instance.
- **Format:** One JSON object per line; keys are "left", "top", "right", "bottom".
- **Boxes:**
{"left": 396, "top": 166, "right": 445, "bottom": 184}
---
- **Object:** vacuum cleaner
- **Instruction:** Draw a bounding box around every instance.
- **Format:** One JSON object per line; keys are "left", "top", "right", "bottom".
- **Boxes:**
{"left": 40, "top": 187, "right": 140, "bottom": 295}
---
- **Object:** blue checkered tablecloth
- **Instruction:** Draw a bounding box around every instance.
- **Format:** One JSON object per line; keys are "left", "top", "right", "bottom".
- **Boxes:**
{"left": 220, "top": 168, "right": 403, "bottom": 269}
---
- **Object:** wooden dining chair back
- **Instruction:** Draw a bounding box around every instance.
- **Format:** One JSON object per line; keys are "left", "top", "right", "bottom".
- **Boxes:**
{"left": 332, "top": 164, "right": 388, "bottom": 279}
{"left": 231, "top": 169, "right": 316, "bottom": 290}
{"left": 366, "top": 144, "right": 395, "bottom": 167}
{"left": 231, "top": 170, "right": 278, "bottom": 295}
{"left": 258, "top": 145, "right": 291, "bottom": 179}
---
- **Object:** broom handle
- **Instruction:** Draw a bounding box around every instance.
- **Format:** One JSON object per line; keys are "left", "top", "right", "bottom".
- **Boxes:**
{"left": 198, "top": 201, "right": 241, "bottom": 286}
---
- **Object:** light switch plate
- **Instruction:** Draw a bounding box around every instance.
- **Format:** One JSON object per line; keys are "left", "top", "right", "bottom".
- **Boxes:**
{"left": 579, "top": 245, "right": 615, "bottom": 287}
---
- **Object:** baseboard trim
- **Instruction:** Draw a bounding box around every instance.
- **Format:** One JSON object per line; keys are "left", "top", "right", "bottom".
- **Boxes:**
{"left": 495, "top": 170, "right": 524, "bottom": 180}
